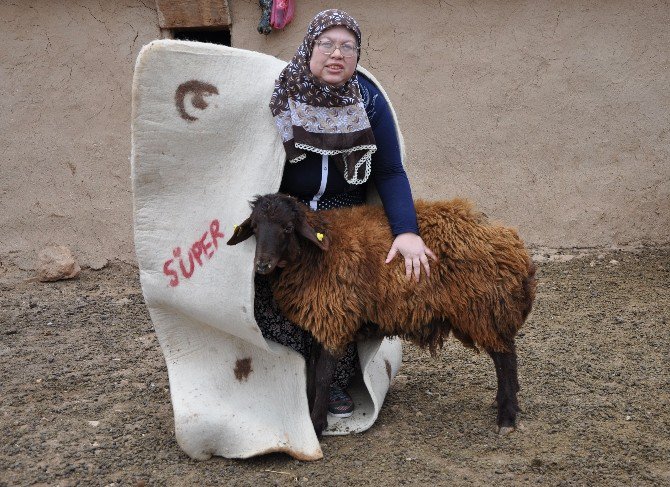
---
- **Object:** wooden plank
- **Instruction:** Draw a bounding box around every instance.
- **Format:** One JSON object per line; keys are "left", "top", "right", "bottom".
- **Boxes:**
{"left": 155, "top": 0, "right": 231, "bottom": 29}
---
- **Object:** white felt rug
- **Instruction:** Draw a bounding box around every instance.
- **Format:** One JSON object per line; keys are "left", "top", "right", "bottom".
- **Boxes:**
{"left": 131, "top": 40, "right": 403, "bottom": 461}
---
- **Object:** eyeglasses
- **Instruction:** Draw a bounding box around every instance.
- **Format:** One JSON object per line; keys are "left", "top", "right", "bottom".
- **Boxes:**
{"left": 314, "top": 40, "right": 359, "bottom": 58}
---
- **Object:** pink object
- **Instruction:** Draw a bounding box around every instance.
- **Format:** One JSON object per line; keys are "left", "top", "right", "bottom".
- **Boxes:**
{"left": 270, "top": 0, "right": 295, "bottom": 30}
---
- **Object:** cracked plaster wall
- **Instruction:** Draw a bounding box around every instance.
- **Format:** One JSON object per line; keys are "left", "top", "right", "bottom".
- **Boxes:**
{"left": 232, "top": 0, "right": 669, "bottom": 249}
{"left": 1, "top": 1, "right": 668, "bottom": 269}
{"left": 0, "top": 0, "right": 158, "bottom": 269}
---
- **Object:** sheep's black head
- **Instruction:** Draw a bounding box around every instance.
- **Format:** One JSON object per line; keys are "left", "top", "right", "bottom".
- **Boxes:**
{"left": 226, "top": 194, "right": 330, "bottom": 274}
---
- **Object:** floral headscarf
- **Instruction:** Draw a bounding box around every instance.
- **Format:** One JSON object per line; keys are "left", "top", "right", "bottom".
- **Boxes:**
{"left": 269, "top": 9, "right": 376, "bottom": 185}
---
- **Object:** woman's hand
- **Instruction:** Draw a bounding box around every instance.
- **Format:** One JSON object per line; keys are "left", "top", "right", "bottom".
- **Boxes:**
{"left": 385, "top": 233, "right": 438, "bottom": 282}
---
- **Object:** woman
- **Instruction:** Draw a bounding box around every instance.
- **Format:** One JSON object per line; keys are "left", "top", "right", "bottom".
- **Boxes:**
{"left": 255, "top": 9, "right": 435, "bottom": 418}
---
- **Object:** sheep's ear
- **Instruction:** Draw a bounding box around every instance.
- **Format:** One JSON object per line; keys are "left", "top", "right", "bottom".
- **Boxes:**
{"left": 298, "top": 220, "right": 330, "bottom": 251}
{"left": 226, "top": 217, "right": 254, "bottom": 245}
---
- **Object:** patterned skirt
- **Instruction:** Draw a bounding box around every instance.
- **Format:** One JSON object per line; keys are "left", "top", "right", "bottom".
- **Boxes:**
{"left": 253, "top": 191, "right": 365, "bottom": 389}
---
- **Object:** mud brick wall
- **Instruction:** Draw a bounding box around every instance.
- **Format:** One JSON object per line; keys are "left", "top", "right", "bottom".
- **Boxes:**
{"left": 1, "top": 1, "right": 668, "bottom": 268}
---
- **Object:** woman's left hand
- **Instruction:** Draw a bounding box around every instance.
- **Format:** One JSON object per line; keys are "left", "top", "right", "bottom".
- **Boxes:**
{"left": 385, "top": 233, "right": 438, "bottom": 283}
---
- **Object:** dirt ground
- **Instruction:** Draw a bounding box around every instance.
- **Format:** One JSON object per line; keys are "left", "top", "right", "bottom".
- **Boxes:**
{"left": 1, "top": 247, "right": 668, "bottom": 486}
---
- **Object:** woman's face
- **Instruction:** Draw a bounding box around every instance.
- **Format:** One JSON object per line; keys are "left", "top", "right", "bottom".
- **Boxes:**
{"left": 309, "top": 26, "right": 358, "bottom": 87}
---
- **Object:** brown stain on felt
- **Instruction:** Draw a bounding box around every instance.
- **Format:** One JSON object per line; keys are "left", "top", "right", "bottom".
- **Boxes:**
{"left": 175, "top": 80, "right": 219, "bottom": 122}
{"left": 384, "top": 359, "right": 392, "bottom": 382}
{"left": 234, "top": 357, "right": 253, "bottom": 382}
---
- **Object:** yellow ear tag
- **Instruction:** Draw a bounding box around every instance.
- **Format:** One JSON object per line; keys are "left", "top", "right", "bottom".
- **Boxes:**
{"left": 233, "top": 224, "right": 238, "bottom": 231}
{"left": 316, "top": 232, "right": 324, "bottom": 242}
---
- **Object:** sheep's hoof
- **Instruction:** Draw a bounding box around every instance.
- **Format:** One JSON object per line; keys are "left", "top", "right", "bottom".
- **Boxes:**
{"left": 311, "top": 417, "right": 328, "bottom": 439}
{"left": 497, "top": 425, "right": 515, "bottom": 436}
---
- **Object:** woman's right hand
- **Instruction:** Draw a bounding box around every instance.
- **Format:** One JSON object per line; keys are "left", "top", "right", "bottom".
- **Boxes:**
{"left": 385, "top": 232, "right": 438, "bottom": 283}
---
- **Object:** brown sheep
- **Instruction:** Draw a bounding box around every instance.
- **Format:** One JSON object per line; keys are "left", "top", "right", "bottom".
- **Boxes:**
{"left": 227, "top": 193, "right": 536, "bottom": 437}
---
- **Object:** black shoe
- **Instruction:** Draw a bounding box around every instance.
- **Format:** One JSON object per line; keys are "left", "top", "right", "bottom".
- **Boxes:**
{"left": 328, "top": 385, "right": 354, "bottom": 418}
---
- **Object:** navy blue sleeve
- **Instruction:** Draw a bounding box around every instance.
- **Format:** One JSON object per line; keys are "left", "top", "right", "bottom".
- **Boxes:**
{"left": 359, "top": 75, "right": 419, "bottom": 236}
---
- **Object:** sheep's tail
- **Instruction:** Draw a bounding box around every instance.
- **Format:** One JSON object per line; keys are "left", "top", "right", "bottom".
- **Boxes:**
{"left": 492, "top": 253, "right": 536, "bottom": 353}
{"left": 521, "top": 258, "right": 537, "bottom": 322}
{"left": 495, "top": 247, "right": 537, "bottom": 350}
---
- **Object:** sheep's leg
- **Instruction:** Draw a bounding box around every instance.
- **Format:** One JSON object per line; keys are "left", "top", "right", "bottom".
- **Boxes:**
{"left": 309, "top": 342, "right": 337, "bottom": 438}
{"left": 488, "top": 347, "right": 520, "bottom": 435}
{"left": 306, "top": 340, "right": 320, "bottom": 411}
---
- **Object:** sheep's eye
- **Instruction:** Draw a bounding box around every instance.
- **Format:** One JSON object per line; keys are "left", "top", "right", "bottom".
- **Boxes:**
{"left": 283, "top": 224, "right": 294, "bottom": 233}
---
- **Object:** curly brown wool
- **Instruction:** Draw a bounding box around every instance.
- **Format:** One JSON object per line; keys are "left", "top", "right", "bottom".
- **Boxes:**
{"left": 228, "top": 193, "right": 536, "bottom": 436}
{"left": 240, "top": 195, "right": 535, "bottom": 354}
